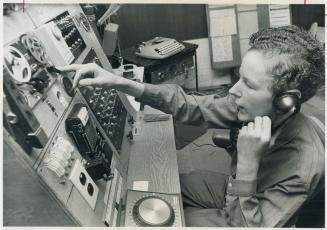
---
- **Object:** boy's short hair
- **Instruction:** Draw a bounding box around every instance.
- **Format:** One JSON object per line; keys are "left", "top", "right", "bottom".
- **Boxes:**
{"left": 249, "top": 25, "right": 325, "bottom": 102}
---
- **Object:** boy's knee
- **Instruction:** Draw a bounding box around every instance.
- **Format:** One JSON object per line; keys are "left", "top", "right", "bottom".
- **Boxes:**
{"left": 180, "top": 171, "right": 229, "bottom": 209}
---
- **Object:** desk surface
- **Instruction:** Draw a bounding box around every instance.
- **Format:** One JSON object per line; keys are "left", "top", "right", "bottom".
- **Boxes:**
{"left": 121, "top": 41, "right": 198, "bottom": 69}
{"left": 126, "top": 106, "right": 181, "bottom": 194}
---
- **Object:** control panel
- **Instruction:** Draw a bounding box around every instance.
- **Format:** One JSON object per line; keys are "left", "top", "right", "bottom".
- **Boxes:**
{"left": 3, "top": 34, "right": 74, "bottom": 151}
{"left": 4, "top": 6, "right": 183, "bottom": 227}
{"left": 150, "top": 55, "right": 195, "bottom": 88}
{"left": 50, "top": 11, "right": 87, "bottom": 61}
{"left": 4, "top": 8, "right": 129, "bottom": 226}
{"left": 33, "top": 21, "right": 75, "bottom": 66}
{"left": 79, "top": 49, "right": 128, "bottom": 153}
{"left": 36, "top": 95, "right": 118, "bottom": 226}
{"left": 65, "top": 103, "right": 113, "bottom": 181}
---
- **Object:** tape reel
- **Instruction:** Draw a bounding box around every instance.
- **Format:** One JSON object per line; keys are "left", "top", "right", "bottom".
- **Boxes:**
{"left": 21, "top": 34, "right": 49, "bottom": 64}
{"left": 4, "top": 46, "right": 32, "bottom": 82}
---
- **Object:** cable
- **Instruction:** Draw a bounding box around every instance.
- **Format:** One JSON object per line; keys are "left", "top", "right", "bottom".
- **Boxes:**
{"left": 191, "top": 142, "right": 216, "bottom": 148}
{"left": 116, "top": 35, "right": 123, "bottom": 66}
{"left": 177, "top": 135, "right": 217, "bottom": 148}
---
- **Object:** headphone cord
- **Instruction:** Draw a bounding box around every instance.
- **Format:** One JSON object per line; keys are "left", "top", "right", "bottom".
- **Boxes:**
{"left": 177, "top": 136, "right": 217, "bottom": 148}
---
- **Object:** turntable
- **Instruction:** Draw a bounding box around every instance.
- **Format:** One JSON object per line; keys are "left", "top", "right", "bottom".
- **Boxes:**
{"left": 125, "top": 190, "right": 183, "bottom": 226}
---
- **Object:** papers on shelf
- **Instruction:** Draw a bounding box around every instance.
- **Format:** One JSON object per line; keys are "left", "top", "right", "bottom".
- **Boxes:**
{"left": 269, "top": 5, "right": 291, "bottom": 27}
{"left": 209, "top": 8, "right": 237, "bottom": 36}
{"left": 211, "top": 36, "right": 233, "bottom": 62}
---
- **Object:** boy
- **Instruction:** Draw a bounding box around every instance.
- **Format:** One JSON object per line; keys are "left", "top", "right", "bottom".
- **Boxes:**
{"left": 58, "top": 25, "right": 324, "bottom": 227}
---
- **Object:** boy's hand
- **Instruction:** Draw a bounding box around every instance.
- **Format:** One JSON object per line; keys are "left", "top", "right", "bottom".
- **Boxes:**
{"left": 236, "top": 116, "right": 271, "bottom": 180}
{"left": 57, "top": 63, "right": 120, "bottom": 89}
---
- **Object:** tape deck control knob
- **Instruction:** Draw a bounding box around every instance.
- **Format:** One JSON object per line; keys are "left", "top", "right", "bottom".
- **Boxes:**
{"left": 52, "top": 25, "right": 63, "bottom": 41}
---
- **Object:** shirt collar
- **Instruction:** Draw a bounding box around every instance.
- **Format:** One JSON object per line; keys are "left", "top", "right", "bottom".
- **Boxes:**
{"left": 267, "top": 113, "right": 302, "bottom": 153}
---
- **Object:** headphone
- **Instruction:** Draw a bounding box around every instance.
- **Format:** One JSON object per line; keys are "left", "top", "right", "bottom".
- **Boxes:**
{"left": 272, "top": 89, "right": 302, "bottom": 115}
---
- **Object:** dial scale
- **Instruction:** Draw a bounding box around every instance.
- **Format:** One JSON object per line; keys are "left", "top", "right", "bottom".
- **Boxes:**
{"left": 125, "top": 190, "right": 182, "bottom": 227}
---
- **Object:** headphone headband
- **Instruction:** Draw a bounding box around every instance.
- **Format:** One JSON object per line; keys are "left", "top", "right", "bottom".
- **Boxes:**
{"left": 282, "top": 89, "right": 302, "bottom": 99}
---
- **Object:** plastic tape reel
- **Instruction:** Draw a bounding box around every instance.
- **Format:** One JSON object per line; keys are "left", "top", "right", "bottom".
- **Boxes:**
{"left": 22, "top": 34, "right": 49, "bottom": 64}
{"left": 4, "top": 46, "right": 32, "bottom": 82}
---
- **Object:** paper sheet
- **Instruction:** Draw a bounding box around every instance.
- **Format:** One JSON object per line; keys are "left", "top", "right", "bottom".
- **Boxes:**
{"left": 209, "top": 8, "right": 237, "bottom": 36}
{"left": 208, "top": 4, "right": 234, "bottom": 9}
{"left": 236, "top": 4, "right": 257, "bottom": 12}
{"left": 269, "top": 5, "right": 291, "bottom": 27}
{"left": 133, "top": 181, "right": 149, "bottom": 191}
{"left": 238, "top": 11, "right": 259, "bottom": 39}
{"left": 211, "top": 36, "right": 233, "bottom": 62}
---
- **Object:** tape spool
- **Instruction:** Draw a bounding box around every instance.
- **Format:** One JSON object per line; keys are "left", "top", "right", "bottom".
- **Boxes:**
{"left": 4, "top": 46, "right": 32, "bottom": 82}
{"left": 22, "top": 34, "right": 49, "bottom": 64}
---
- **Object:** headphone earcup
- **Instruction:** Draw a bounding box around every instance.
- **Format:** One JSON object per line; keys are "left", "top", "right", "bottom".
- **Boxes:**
{"left": 273, "top": 93, "right": 301, "bottom": 115}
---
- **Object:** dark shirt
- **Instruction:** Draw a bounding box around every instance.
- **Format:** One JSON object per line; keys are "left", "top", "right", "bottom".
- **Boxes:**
{"left": 137, "top": 83, "right": 325, "bottom": 227}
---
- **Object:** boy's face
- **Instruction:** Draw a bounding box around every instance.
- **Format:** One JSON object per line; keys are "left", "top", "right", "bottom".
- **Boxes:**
{"left": 229, "top": 50, "right": 274, "bottom": 122}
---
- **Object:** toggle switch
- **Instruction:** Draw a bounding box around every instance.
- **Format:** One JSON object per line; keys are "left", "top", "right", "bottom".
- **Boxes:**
{"left": 126, "top": 130, "right": 133, "bottom": 141}
{"left": 128, "top": 116, "right": 134, "bottom": 124}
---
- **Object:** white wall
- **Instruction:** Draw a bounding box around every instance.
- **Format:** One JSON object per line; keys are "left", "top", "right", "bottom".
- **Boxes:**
{"left": 184, "top": 38, "right": 231, "bottom": 90}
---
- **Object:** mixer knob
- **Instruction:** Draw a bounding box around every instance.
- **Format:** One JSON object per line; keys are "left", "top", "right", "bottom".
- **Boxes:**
{"left": 74, "top": 41, "right": 79, "bottom": 46}
{"left": 77, "top": 38, "right": 82, "bottom": 42}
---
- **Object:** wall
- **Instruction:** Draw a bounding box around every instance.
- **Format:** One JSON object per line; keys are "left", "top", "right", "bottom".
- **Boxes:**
{"left": 184, "top": 38, "right": 231, "bottom": 89}
{"left": 291, "top": 4, "right": 325, "bottom": 29}
{"left": 116, "top": 4, "right": 208, "bottom": 49}
{"left": 115, "top": 4, "right": 231, "bottom": 88}
{"left": 113, "top": 4, "right": 325, "bottom": 89}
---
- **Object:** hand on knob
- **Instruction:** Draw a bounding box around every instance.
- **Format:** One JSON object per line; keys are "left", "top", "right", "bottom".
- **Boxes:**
{"left": 57, "top": 63, "right": 121, "bottom": 89}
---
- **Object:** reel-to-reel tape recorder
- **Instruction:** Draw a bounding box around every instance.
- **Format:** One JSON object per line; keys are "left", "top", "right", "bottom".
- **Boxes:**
{"left": 3, "top": 8, "right": 135, "bottom": 225}
{"left": 4, "top": 6, "right": 184, "bottom": 227}
{"left": 3, "top": 33, "right": 74, "bottom": 151}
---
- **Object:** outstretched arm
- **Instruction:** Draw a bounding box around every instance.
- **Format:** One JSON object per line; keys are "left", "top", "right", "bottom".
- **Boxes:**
{"left": 58, "top": 63, "right": 145, "bottom": 98}
{"left": 58, "top": 63, "right": 240, "bottom": 128}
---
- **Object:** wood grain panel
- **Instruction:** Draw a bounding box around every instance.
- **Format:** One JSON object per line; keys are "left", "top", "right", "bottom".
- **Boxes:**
{"left": 127, "top": 107, "right": 180, "bottom": 194}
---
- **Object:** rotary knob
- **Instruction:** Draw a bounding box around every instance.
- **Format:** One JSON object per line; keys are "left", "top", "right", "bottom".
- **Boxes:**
{"left": 133, "top": 196, "right": 174, "bottom": 226}
{"left": 51, "top": 25, "right": 62, "bottom": 40}
{"left": 61, "top": 76, "right": 74, "bottom": 97}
